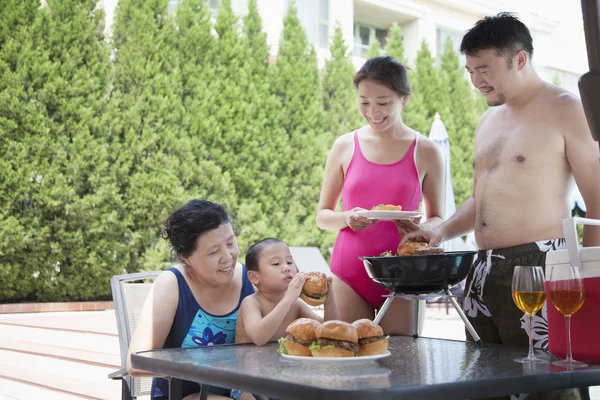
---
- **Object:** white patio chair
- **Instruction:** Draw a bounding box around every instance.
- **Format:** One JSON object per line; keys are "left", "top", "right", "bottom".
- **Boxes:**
{"left": 108, "top": 271, "right": 162, "bottom": 400}
{"left": 289, "top": 246, "right": 332, "bottom": 276}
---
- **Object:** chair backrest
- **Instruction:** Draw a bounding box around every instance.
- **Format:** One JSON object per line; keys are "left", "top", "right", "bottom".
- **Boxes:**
{"left": 289, "top": 246, "right": 331, "bottom": 276}
{"left": 111, "top": 271, "right": 162, "bottom": 398}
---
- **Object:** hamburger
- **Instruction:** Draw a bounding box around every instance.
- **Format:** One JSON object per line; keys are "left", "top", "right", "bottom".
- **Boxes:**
{"left": 300, "top": 272, "right": 328, "bottom": 306}
{"left": 278, "top": 318, "right": 320, "bottom": 356}
{"left": 310, "top": 320, "right": 359, "bottom": 357}
{"left": 371, "top": 204, "right": 402, "bottom": 211}
{"left": 352, "top": 319, "right": 389, "bottom": 356}
{"left": 397, "top": 241, "right": 445, "bottom": 256}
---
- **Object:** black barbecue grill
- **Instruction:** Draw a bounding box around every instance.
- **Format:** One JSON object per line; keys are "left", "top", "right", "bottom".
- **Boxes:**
{"left": 360, "top": 251, "right": 482, "bottom": 344}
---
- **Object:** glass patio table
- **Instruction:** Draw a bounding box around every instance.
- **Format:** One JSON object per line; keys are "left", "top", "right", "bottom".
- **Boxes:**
{"left": 131, "top": 336, "right": 599, "bottom": 400}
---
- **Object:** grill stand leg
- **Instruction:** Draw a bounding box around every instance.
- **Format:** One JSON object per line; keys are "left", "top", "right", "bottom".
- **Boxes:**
{"left": 443, "top": 286, "right": 482, "bottom": 345}
{"left": 412, "top": 299, "right": 420, "bottom": 339}
{"left": 374, "top": 291, "right": 395, "bottom": 325}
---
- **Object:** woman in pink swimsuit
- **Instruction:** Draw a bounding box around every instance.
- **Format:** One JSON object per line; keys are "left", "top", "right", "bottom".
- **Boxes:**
{"left": 316, "top": 56, "right": 445, "bottom": 334}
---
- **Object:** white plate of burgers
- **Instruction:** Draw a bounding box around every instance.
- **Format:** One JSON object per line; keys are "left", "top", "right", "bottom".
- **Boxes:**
{"left": 278, "top": 319, "right": 390, "bottom": 365}
{"left": 356, "top": 204, "right": 422, "bottom": 221}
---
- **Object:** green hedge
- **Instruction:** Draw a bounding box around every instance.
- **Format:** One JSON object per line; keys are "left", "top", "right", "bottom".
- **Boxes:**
{"left": 0, "top": 0, "right": 483, "bottom": 301}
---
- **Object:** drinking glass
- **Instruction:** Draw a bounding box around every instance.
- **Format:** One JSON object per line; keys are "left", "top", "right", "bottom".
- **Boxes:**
{"left": 511, "top": 266, "right": 547, "bottom": 364}
{"left": 548, "top": 265, "right": 587, "bottom": 368}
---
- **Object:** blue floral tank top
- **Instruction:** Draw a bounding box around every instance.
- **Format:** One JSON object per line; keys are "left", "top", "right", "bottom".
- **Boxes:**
{"left": 152, "top": 265, "right": 254, "bottom": 399}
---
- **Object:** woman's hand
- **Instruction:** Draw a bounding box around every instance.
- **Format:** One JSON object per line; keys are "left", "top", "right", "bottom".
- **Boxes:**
{"left": 394, "top": 216, "right": 422, "bottom": 236}
{"left": 344, "top": 207, "right": 377, "bottom": 231}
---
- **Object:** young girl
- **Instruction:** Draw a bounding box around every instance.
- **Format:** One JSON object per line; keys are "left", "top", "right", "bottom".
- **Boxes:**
{"left": 235, "top": 238, "right": 338, "bottom": 345}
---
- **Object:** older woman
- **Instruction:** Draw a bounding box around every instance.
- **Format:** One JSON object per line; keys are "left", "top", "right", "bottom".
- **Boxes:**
{"left": 127, "top": 199, "right": 255, "bottom": 400}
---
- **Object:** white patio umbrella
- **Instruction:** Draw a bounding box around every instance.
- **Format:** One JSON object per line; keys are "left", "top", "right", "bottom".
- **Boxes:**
{"left": 428, "top": 113, "right": 466, "bottom": 251}
{"left": 569, "top": 185, "right": 586, "bottom": 216}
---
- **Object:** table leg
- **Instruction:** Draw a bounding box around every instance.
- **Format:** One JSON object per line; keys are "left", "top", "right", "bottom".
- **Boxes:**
{"left": 169, "top": 377, "right": 183, "bottom": 400}
{"left": 199, "top": 383, "right": 209, "bottom": 400}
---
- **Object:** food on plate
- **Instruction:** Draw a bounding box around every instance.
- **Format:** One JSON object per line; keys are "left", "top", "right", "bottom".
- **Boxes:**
{"left": 379, "top": 250, "right": 394, "bottom": 257}
{"left": 397, "top": 241, "right": 445, "bottom": 256}
{"left": 310, "top": 320, "right": 359, "bottom": 357}
{"left": 352, "top": 319, "right": 389, "bottom": 356}
{"left": 277, "top": 318, "right": 320, "bottom": 356}
{"left": 371, "top": 204, "right": 402, "bottom": 211}
{"left": 300, "top": 271, "right": 328, "bottom": 306}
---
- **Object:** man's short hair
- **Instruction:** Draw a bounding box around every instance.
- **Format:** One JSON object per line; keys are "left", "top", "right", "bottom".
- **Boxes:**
{"left": 460, "top": 12, "right": 534, "bottom": 61}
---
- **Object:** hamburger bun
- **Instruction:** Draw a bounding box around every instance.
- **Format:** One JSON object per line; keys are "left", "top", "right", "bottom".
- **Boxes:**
{"left": 352, "top": 319, "right": 388, "bottom": 356}
{"left": 310, "top": 346, "right": 356, "bottom": 358}
{"left": 357, "top": 339, "right": 389, "bottom": 356}
{"left": 352, "top": 319, "right": 384, "bottom": 339}
{"left": 397, "top": 241, "right": 445, "bottom": 256}
{"left": 300, "top": 272, "right": 328, "bottom": 306}
{"left": 286, "top": 318, "right": 319, "bottom": 341}
{"left": 316, "top": 320, "right": 359, "bottom": 342}
{"left": 397, "top": 241, "right": 428, "bottom": 256}
{"left": 281, "top": 318, "right": 320, "bottom": 356}
{"left": 311, "top": 320, "right": 359, "bottom": 357}
{"left": 284, "top": 340, "right": 312, "bottom": 356}
{"left": 371, "top": 204, "right": 402, "bottom": 211}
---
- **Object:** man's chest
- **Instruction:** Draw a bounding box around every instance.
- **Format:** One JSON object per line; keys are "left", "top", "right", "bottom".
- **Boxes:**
{"left": 474, "top": 117, "right": 565, "bottom": 171}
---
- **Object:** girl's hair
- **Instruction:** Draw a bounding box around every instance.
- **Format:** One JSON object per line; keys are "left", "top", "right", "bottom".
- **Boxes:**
{"left": 353, "top": 55, "right": 411, "bottom": 98}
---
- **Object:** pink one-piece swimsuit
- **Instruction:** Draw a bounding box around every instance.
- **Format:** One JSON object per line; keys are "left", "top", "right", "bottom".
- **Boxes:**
{"left": 330, "top": 130, "right": 423, "bottom": 309}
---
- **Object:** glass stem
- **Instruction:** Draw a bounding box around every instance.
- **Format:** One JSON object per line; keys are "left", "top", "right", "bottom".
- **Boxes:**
{"left": 527, "top": 314, "right": 535, "bottom": 360}
{"left": 565, "top": 316, "right": 573, "bottom": 363}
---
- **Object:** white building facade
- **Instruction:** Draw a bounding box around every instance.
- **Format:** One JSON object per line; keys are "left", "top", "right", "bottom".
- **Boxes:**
{"left": 101, "top": 0, "right": 589, "bottom": 95}
{"left": 254, "top": 0, "right": 588, "bottom": 96}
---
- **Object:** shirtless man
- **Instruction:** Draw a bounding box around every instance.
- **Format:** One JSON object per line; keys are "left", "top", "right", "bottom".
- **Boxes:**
{"left": 402, "top": 12, "right": 600, "bottom": 369}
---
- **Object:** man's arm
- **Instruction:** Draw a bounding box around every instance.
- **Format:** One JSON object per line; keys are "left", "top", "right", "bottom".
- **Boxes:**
{"left": 401, "top": 109, "right": 493, "bottom": 247}
{"left": 400, "top": 175, "right": 477, "bottom": 247}
{"left": 436, "top": 195, "right": 477, "bottom": 243}
{"left": 563, "top": 96, "right": 600, "bottom": 246}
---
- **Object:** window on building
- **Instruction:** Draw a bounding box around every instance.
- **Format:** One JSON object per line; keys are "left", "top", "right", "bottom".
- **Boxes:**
{"left": 436, "top": 27, "right": 463, "bottom": 55}
{"left": 436, "top": 26, "right": 465, "bottom": 66}
{"left": 353, "top": 23, "right": 389, "bottom": 58}
{"left": 284, "top": 0, "right": 330, "bottom": 50}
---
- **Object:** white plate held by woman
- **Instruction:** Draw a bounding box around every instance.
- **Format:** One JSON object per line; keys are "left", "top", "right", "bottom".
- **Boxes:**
{"left": 356, "top": 210, "right": 422, "bottom": 221}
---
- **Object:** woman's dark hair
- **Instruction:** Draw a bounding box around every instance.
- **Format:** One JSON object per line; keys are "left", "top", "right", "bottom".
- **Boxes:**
{"left": 245, "top": 238, "right": 287, "bottom": 272}
{"left": 163, "top": 199, "right": 231, "bottom": 258}
{"left": 460, "top": 12, "right": 534, "bottom": 62}
{"left": 353, "top": 56, "right": 411, "bottom": 98}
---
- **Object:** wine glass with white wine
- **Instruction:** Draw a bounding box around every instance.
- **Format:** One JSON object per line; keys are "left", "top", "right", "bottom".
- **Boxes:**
{"left": 548, "top": 265, "right": 587, "bottom": 369}
{"left": 512, "top": 266, "right": 547, "bottom": 364}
